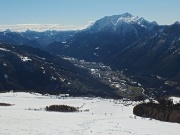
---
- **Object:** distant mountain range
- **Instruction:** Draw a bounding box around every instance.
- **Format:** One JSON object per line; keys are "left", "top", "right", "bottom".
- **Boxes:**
{"left": 0, "top": 29, "right": 77, "bottom": 47}
{"left": 0, "top": 13, "right": 180, "bottom": 98}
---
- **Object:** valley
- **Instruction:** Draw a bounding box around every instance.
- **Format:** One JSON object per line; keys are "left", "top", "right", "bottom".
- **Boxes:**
{"left": 63, "top": 56, "right": 145, "bottom": 100}
{"left": 0, "top": 1, "right": 180, "bottom": 134}
{"left": 0, "top": 12, "right": 180, "bottom": 99}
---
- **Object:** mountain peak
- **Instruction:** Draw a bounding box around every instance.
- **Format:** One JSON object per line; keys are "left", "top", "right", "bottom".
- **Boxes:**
{"left": 88, "top": 13, "right": 152, "bottom": 32}
{"left": 151, "top": 21, "right": 158, "bottom": 25}
{"left": 5, "top": 29, "right": 12, "bottom": 33}
{"left": 121, "top": 12, "right": 133, "bottom": 17}
{"left": 174, "top": 21, "right": 180, "bottom": 25}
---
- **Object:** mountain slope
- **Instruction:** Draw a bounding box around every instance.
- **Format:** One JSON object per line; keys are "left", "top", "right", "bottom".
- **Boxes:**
{"left": 45, "top": 13, "right": 180, "bottom": 97}
{"left": 0, "top": 42, "right": 118, "bottom": 98}
{"left": 46, "top": 13, "right": 164, "bottom": 64}
{"left": 0, "top": 30, "right": 30, "bottom": 45}
{"left": 111, "top": 23, "right": 180, "bottom": 97}
{"left": 0, "top": 30, "right": 77, "bottom": 48}
{"left": 21, "top": 30, "right": 77, "bottom": 46}
{"left": 1, "top": 13, "right": 180, "bottom": 98}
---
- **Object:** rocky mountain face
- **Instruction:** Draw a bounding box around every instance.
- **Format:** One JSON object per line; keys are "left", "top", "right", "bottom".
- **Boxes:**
{"left": 0, "top": 42, "right": 118, "bottom": 98}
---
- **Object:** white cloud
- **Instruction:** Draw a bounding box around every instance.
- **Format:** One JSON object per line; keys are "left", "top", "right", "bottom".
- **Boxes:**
{"left": 0, "top": 24, "right": 88, "bottom": 32}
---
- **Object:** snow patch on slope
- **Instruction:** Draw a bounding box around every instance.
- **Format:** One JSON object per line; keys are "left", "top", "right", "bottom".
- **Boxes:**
{"left": 20, "top": 56, "right": 32, "bottom": 62}
{"left": 169, "top": 97, "right": 180, "bottom": 104}
{"left": 0, "top": 48, "right": 10, "bottom": 52}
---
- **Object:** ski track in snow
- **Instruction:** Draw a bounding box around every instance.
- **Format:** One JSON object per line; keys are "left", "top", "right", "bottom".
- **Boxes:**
{"left": 0, "top": 92, "right": 179, "bottom": 135}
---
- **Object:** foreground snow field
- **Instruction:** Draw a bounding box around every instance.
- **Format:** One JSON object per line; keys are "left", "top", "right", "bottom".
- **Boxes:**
{"left": 0, "top": 92, "right": 179, "bottom": 135}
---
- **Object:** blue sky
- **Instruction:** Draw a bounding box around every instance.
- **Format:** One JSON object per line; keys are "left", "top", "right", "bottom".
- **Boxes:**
{"left": 0, "top": 0, "right": 179, "bottom": 31}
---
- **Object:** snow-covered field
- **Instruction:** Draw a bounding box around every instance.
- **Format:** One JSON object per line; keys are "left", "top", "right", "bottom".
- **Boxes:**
{"left": 0, "top": 92, "right": 179, "bottom": 135}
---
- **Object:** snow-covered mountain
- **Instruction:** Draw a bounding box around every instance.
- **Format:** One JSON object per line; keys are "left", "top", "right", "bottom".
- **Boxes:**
{"left": 1, "top": 13, "right": 180, "bottom": 98}
{"left": 46, "top": 13, "right": 164, "bottom": 62}
{"left": 0, "top": 30, "right": 77, "bottom": 47}
{"left": 45, "top": 13, "right": 180, "bottom": 98}
{"left": 88, "top": 12, "right": 158, "bottom": 34}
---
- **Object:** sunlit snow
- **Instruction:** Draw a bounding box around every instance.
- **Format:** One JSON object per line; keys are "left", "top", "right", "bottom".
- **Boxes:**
{"left": 0, "top": 48, "right": 10, "bottom": 52}
{"left": 0, "top": 92, "right": 179, "bottom": 135}
{"left": 20, "top": 56, "right": 32, "bottom": 62}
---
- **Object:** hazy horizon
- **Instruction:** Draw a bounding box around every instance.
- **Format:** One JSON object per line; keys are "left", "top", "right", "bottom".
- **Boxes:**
{"left": 0, "top": 0, "right": 179, "bottom": 31}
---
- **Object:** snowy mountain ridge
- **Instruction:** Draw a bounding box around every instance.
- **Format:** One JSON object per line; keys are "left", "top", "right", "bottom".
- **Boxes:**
{"left": 88, "top": 12, "right": 158, "bottom": 32}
